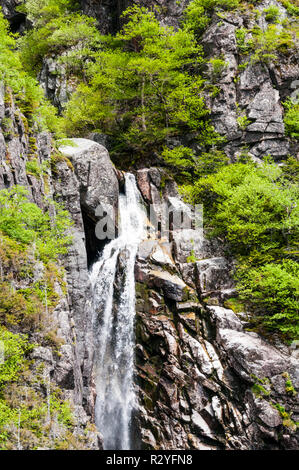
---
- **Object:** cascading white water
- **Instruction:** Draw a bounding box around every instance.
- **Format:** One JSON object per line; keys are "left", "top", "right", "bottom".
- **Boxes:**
{"left": 90, "top": 173, "right": 146, "bottom": 450}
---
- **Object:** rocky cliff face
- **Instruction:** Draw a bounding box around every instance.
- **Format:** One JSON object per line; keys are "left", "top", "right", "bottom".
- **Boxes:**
{"left": 0, "top": 86, "right": 103, "bottom": 448}
{"left": 201, "top": 2, "right": 299, "bottom": 162}
{"left": 1, "top": 79, "right": 298, "bottom": 449}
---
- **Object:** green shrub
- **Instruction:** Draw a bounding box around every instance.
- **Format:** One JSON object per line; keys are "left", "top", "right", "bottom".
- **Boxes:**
{"left": 18, "top": 13, "right": 101, "bottom": 75}
{"left": 162, "top": 146, "right": 228, "bottom": 182}
{"left": 280, "top": 0, "right": 299, "bottom": 17}
{"left": 184, "top": 0, "right": 240, "bottom": 35}
{"left": 25, "top": 160, "right": 42, "bottom": 177}
{"left": 237, "top": 115, "right": 252, "bottom": 129}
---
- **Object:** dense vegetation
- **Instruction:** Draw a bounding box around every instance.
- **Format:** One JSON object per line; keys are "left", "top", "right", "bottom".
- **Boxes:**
{"left": 0, "top": 0, "right": 298, "bottom": 449}
{"left": 0, "top": 10, "right": 63, "bottom": 137}
{"left": 186, "top": 158, "right": 299, "bottom": 339}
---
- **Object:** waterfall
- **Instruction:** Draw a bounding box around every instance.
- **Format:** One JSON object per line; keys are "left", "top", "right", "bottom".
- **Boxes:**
{"left": 90, "top": 173, "right": 146, "bottom": 450}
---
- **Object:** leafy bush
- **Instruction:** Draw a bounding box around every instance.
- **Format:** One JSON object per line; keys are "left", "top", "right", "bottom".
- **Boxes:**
{"left": 186, "top": 161, "right": 299, "bottom": 339}
{"left": 284, "top": 96, "right": 299, "bottom": 139}
{"left": 237, "top": 115, "right": 252, "bottom": 129}
{"left": 263, "top": 6, "right": 281, "bottom": 23}
{"left": 208, "top": 58, "right": 228, "bottom": 81}
{"left": 0, "top": 327, "right": 76, "bottom": 449}
{"left": 0, "top": 328, "right": 32, "bottom": 385}
{"left": 280, "top": 0, "right": 299, "bottom": 17}
{"left": 237, "top": 260, "right": 299, "bottom": 339}
{"left": 162, "top": 146, "right": 228, "bottom": 181}
{"left": 18, "top": 13, "right": 101, "bottom": 75}
{"left": 184, "top": 0, "right": 240, "bottom": 35}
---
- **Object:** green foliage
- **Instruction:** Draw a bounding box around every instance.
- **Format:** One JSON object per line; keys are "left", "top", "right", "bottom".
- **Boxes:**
{"left": 0, "top": 345, "right": 76, "bottom": 449}
{"left": 208, "top": 57, "right": 228, "bottom": 81}
{"left": 0, "top": 328, "right": 32, "bottom": 385}
{"left": 63, "top": 6, "right": 223, "bottom": 166}
{"left": 236, "top": 23, "right": 296, "bottom": 63}
{"left": 263, "top": 6, "right": 281, "bottom": 23}
{"left": 282, "top": 372, "right": 297, "bottom": 395}
{"left": 0, "top": 186, "right": 72, "bottom": 262}
{"left": 283, "top": 96, "right": 299, "bottom": 139}
{"left": 280, "top": 0, "right": 299, "bottom": 17}
{"left": 184, "top": 0, "right": 240, "bottom": 35}
{"left": 282, "top": 156, "right": 299, "bottom": 184}
{"left": 25, "top": 160, "right": 43, "bottom": 177}
{"left": 162, "top": 146, "right": 228, "bottom": 182}
{"left": 237, "top": 115, "right": 252, "bottom": 130}
{"left": 190, "top": 162, "right": 299, "bottom": 253}
{"left": 251, "top": 383, "right": 270, "bottom": 397}
{"left": 272, "top": 402, "right": 298, "bottom": 429}
{"left": 237, "top": 260, "right": 299, "bottom": 339}
{"left": 186, "top": 250, "right": 198, "bottom": 263}
{"left": 0, "top": 9, "right": 63, "bottom": 137}
{"left": 187, "top": 161, "right": 299, "bottom": 339}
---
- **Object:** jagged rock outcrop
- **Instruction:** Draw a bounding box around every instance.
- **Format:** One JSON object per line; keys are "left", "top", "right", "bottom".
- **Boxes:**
{"left": 133, "top": 166, "right": 298, "bottom": 450}
{"left": 0, "top": 0, "right": 26, "bottom": 32}
{"left": 1, "top": 0, "right": 298, "bottom": 451}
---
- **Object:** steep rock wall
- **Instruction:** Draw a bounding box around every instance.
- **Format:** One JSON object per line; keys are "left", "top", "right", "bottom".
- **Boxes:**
{"left": 0, "top": 84, "right": 120, "bottom": 448}
{"left": 134, "top": 168, "right": 299, "bottom": 450}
